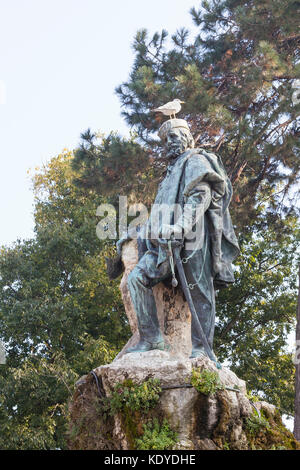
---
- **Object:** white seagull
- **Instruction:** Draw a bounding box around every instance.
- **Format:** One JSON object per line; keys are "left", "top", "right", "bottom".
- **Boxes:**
{"left": 152, "top": 98, "right": 185, "bottom": 119}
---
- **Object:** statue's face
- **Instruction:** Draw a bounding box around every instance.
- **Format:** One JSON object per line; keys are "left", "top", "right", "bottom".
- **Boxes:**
{"left": 165, "top": 128, "right": 192, "bottom": 159}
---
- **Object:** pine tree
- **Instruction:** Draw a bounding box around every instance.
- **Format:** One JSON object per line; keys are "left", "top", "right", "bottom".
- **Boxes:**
{"left": 72, "top": 130, "right": 157, "bottom": 206}
{"left": 116, "top": 0, "right": 300, "bottom": 227}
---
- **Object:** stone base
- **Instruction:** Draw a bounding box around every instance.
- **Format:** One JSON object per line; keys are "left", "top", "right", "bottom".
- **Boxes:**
{"left": 68, "top": 352, "right": 300, "bottom": 450}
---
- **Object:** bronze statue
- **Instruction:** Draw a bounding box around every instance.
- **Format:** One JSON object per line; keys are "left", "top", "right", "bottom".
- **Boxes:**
{"left": 116, "top": 119, "right": 239, "bottom": 361}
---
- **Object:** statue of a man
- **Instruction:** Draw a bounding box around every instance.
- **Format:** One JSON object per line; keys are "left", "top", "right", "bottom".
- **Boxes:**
{"left": 117, "top": 119, "right": 239, "bottom": 358}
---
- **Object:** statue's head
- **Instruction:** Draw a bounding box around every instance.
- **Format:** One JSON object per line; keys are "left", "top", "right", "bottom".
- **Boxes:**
{"left": 158, "top": 119, "right": 194, "bottom": 159}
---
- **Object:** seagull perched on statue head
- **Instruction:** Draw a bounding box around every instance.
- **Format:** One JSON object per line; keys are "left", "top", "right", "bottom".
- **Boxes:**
{"left": 152, "top": 98, "right": 185, "bottom": 119}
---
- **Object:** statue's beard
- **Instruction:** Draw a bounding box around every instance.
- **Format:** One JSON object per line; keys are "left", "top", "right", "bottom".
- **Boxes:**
{"left": 165, "top": 141, "right": 188, "bottom": 160}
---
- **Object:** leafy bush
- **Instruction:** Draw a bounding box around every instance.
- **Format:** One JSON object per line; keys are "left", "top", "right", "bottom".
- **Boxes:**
{"left": 245, "top": 410, "right": 270, "bottom": 435}
{"left": 246, "top": 391, "right": 260, "bottom": 403}
{"left": 103, "top": 378, "right": 161, "bottom": 416}
{"left": 191, "top": 368, "right": 224, "bottom": 396}
{"left": 135, "top": 418, "right": 177, "bottom": 450}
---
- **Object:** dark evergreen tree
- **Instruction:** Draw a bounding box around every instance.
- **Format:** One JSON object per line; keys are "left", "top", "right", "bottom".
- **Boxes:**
{"left": 116, "top": 0, "right": 300, "bottom": 227}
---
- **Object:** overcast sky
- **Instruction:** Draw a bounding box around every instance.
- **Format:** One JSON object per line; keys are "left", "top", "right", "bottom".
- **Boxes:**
{"left": 0, "top": 0, "right": 198, "bottom": 246}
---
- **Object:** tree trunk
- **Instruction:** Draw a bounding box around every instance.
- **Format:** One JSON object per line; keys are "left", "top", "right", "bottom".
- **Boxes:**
{"left": 294, "top": 264, "right": 300, "bottom": 441}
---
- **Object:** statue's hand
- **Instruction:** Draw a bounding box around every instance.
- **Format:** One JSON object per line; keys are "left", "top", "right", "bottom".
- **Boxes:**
{"left": 159, "top": 223, "right": 183, "bottom": 240}
{"left": 116, "top": 223, "right": 148, "bottom": 254}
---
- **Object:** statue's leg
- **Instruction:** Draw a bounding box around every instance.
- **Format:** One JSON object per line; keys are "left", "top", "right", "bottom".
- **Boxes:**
{"left": 126, "top": 251, "right": 171, "bottom": 353}
{"left": 183, "top": 222, "right": 216, "bottom": 358}
{"left": 190, "top": 286, "right": 215, "bottom": 358}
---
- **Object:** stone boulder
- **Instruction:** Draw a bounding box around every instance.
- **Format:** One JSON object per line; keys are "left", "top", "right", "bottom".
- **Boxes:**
{"left": 68, "top": 352, "right": 300, "bottom": 450}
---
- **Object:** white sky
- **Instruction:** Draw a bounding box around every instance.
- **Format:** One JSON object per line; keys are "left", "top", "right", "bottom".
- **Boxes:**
{"left": 0, "top": 0, "right": 197, "bottom": 246}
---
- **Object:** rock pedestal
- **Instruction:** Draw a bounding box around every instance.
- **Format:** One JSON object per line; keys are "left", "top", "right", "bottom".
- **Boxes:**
{"left": 68, "top": 352, "right": 299, "bottom": 450}
{"left": 96, "top": 352, "right": 250, "bottom": 450}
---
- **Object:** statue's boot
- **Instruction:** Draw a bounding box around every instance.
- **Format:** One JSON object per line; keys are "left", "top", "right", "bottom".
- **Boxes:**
{"left": 190, "top": 341, "right": 219, "bottom": 366}
{"left": 126, "top": 316, "right": 165, "bottom": 353}
{"left": 190, "top": 345, "right": 207, "bottom": 359}
{"left": 126, "top": 338, "right": 165, "bottom": 353}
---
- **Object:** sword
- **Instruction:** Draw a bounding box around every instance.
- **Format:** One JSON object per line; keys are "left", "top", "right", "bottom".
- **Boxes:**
{"left": 167, "top": 239, "right": 221, "bottom": 369}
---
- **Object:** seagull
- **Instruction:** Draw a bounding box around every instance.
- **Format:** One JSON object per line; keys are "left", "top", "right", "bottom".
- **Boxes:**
{"left": 152, "top": 98, "right": 185, "bottom": 119}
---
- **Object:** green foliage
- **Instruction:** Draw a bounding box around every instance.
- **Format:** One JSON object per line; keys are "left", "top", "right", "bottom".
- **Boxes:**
{"left": 215, "top": 213, "right": 299, "bottom": 414}
{"left": 72, "top": 335, "right": 118, "bottom": 376}
{"left": 245, "top": 410, "right": 271, "bottom": 436}
{"left": 270, "top": 445, "right": 290, "bottom": 450}
{"left": 246, "top": 391, "right": 260, "bottom": 403}
{"left": 0, "top": 335, "right": 119, "bottom": 450}
{"left": 72, "top": 130, "right": 157, "bottom": 207}
{"left": 135, "top": 418, "right": 178, "bottom": 450}
{"left": 0, "top": 153, "right": 129, "bottom": 449}
{"left": 245, "top": 407, "right": 300, "bottom": 450}
{"left": 102, "top": 378, "right": 161, "bottom": 416}
{"left": 0, "top": 153, "right": 129, "bottom": 364}
{"left": 191, "top": 368, "right": 225, "bottom": 395}
{"left": 0, "top": 354, "right": 77, "bottom": 449}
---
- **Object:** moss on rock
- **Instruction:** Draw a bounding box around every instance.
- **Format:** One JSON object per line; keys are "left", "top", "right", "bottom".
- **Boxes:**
{"left": 244, "top": 405, "right": 300, "bottom": 450}
{"left": 67, "top": 373, "right": 116, "bottom": 450}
